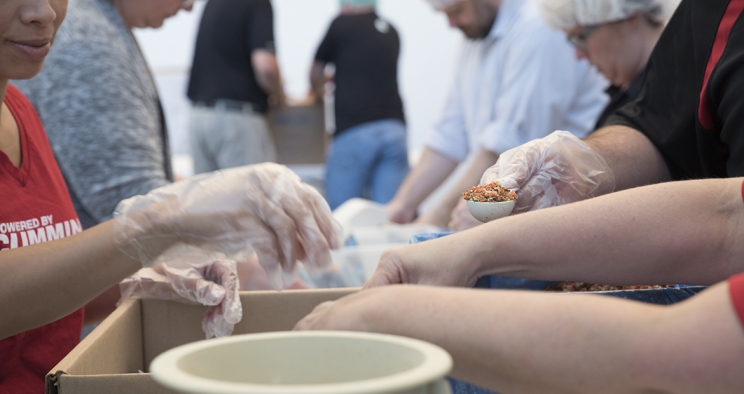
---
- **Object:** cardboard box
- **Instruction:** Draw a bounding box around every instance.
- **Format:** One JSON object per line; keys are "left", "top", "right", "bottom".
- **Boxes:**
{"left": 267, "top": 104, "right": 328, "bottom": 165}
{"left": 46, "top": 289, "right": 356, "bottom": 394}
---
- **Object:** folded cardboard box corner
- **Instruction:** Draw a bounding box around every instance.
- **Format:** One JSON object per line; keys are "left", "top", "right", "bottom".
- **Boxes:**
{"left": 46, "top": 288, "right": 356, "bottom": 394}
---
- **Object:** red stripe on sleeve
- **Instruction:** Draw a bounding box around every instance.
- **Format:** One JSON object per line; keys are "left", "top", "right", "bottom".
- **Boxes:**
{"left": 741, "top": 179, "right": 744, "bottom": 202}
{"left": 729, "top": 273, "right": 744, "bottom": 330}
{"left": 698, "top": 0, "right": 744, "bottom": 131}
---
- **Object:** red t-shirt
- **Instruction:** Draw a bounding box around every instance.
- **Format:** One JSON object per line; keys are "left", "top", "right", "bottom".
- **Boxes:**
{"left": 0, "top": 85, "right": 84, "bottom": 393}
{"left": 728, "top": 179, "right": 744, "bottom": 329}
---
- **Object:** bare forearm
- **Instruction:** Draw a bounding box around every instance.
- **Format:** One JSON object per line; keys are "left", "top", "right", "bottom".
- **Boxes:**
{"left": 252, "top": 51, "right": 285, "bottom": 106}
{"left": 585, "top": 126, "right": 671, "bottom": 190}
{"left": 363, "top": 284, "right": 744, "bottom": 394}
{"left": 257, "top": 71, "right": 284, "bottom": 105}
{"left": 309, "top": 62, "right": 326, "bottom": 101}
{"left": 421, "top": 178, "right": 744, "bottom": 285}
{"left": 0, "top": 221, "right": 141, "bottom": 339}
{"left": 391, "top": 148, "right": 458, "bottom": 210}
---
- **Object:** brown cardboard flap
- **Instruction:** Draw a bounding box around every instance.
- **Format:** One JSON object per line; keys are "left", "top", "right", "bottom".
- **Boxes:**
{"left": 46, "top": 298, "right": 145, "bottom": 393}
{"left": 142, "top": 288, "right": 357, "bottom": 367}
{"left": 268, "top": 104, "right": 327, "bottom": 165}
{"left": 57, "top": 374, "right": 176, "bottom": 394}
{"left": 47, "top": 288, "right": 358, "bottom": 394}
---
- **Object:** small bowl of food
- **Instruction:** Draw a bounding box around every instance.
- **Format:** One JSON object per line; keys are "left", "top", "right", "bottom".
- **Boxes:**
{"left": 463, "top": 182, "right": 518, "bottom": 223}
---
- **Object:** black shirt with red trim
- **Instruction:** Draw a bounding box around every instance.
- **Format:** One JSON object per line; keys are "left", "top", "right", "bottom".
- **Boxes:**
{"left": 608, "top": 0, "right": 744, "bottom": 179}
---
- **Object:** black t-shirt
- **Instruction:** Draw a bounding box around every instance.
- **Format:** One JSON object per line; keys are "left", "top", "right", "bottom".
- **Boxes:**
{"left": 607, "top": 0, "right": 744, "bottom": 179}
{"left": 187, "top": 0, "right": 274, "bottom": 114}
{"left": 594, "top": 69, "right": 645, "bottom": 131}
{"left": 315, "top": 13, "right": 405, "bottom": 135}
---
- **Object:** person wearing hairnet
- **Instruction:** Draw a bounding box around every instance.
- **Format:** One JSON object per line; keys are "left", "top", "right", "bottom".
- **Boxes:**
{"left": 539, "top": 0, "right": 679, "bottom": 129}
{"left": 386, "top": 0, "right": 608, "bottom": 228}
{"left": 479, "top": 0, "right": 743, "bottom": 215}
{"left": 449, "top": 0, "right": 680, "bottom": 231}
{"left": 310, "top": 0, "right": 410, "bottom": 210}
{"left": 356, "top": 0, "right": 744, "bottom": 287}
{"left": 297, "top": 176, "right": 744, "bottom": 393}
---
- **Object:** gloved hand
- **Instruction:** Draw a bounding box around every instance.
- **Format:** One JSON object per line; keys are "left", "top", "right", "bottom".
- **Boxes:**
{"left": 118, "top": 256, "right": 241, "bottom": 338}
{"left": 114, "top": 163, "right": 343, "bottom": 289}
{"left": 236, "top": 253, "right": 309, "bottom": 291}
{"left": 481, "top": 131, "right": 615, "bottom": 214}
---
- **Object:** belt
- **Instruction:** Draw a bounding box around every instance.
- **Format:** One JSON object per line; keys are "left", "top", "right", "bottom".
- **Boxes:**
{"left": 195, "top": 99, "right": 256, "bottom": 113}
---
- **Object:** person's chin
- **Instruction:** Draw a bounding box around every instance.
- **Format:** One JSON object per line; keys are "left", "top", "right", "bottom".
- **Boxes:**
{"left": 148, "top": 19, "right": 166, "bottom": 29}
{"left": 9, "top": 63, "right": 45, "bottom": 81}
{"left": 461, "top": 28, "right": 486, "bottom": 40}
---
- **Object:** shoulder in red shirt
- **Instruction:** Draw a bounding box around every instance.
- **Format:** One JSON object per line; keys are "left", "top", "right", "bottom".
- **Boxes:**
{"left": 0, "top": 84, "right": 84, "bottom": 394}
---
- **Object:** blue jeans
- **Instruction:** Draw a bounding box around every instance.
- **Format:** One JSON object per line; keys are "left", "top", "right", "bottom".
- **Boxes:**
{"left": 325, "top": 119, "right": 409, "bottom": 210}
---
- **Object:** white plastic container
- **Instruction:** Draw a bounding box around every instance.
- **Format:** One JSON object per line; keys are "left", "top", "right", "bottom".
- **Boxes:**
{"left": 150, "top": 331, "right": 453, "bottom": 394}
{"left": 333, "top": 198, "right": 389, "bottom": 233}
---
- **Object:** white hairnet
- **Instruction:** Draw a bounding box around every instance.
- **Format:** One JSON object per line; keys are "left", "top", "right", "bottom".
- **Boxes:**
{"left": 425, "top": 0, "right": 465, "bottom": 10}
{"left": 339, "top": 0, "right": 377, "bottom": 7}
{"left": 537, "top": 0, "right": 681, "bottom": 30}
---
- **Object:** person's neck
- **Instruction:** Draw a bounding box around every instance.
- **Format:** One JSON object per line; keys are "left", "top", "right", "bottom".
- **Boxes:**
{"left": 623, "top": 24, "right": 663, "bottom": 90}
{"left": 340, "top": 5, "right": 374, "bottom": 15}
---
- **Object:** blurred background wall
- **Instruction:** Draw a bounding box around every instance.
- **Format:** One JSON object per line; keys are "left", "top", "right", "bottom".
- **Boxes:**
{"left": 134, "top": 0, "right": 462, "bottom": 170}
{"left": 133, "top": 0, "right": 469, "bottom": 213}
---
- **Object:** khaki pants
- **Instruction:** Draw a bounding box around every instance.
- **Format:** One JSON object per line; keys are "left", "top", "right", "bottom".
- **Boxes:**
{"left": 189, "top": 104, "right": 277, "bottom": 174}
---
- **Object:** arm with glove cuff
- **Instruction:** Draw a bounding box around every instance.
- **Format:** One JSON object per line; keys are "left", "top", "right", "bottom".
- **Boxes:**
{"left": 0, "top": 163, "right": 341, "bottom": 340}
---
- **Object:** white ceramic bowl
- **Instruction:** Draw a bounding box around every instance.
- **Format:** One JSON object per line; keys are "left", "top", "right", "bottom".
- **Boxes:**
{"left": 150, "top": 331, "right": 453, "bottom": 394}
{"left": 466, "top": 199, "right": 516, "bottom": 223}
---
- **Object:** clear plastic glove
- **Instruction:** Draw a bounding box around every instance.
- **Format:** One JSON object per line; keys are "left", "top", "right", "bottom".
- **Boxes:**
{"left": 237, "top": 253, "right": 309, "bottom": 291}
{"left": 118, "top": 257, "right": 241, "bottom": 338}
{"left": 481, "top": 131, "right": 616, "bottom": 214}
{"left": 114, "top": 163, "right": 343, "bottom": 289}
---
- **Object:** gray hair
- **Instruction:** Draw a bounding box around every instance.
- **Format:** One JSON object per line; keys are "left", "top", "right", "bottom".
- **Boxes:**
{"left": 537, "top": 0, "right": 681, "bottom": 30}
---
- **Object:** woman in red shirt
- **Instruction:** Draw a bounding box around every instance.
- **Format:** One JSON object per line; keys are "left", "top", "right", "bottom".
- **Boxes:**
{"left": 0, "top": 1, "right": 340, "bottom": 392}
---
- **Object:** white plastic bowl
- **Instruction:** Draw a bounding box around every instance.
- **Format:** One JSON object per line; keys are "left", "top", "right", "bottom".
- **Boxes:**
{"left": 150, "top": 331, "right": 453, "bottom": 394}
{"left": 466, "top": 199, "right": 516, "bottom": 223}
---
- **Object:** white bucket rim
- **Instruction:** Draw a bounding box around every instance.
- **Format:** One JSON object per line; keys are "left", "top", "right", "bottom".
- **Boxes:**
{"left": 150, "top": 330, "right": 453, "bottom": 394}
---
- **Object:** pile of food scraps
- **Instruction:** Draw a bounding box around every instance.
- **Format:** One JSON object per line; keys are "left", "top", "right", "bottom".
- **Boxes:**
{"left": 545, "top": 282, "right": 674, "bottom": 292}
{"left": 463, "top": 181, "right": 518, "bottom": 203}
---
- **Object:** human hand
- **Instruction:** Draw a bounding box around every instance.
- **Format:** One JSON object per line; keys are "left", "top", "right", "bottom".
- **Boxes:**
{"left": 414, "top": 209, "right": 450, "bottom": 228}
{"left": 481, "top": 131, "right": 615, "bottom": 214}
{"left": 363, "top": 239, "right": 479, "bottom": 289}
{"left": 448, "top": 199, "right": 482, "bottom": 231}
{"left": 293, "top": 288, "right": 391, "bottom": 332}
{"left": 118, "top": 256, "right": 241, "bottom": 338}
{"left": 387, "top": 198, "right": 416, "bottom": 224}
{"left": 114, "top": 163, "right": 343, "bottom": 289}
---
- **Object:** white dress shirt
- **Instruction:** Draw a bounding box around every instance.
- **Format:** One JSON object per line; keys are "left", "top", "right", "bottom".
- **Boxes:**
{"left": 426, "top": 0, "right": 609, "bottom": 162}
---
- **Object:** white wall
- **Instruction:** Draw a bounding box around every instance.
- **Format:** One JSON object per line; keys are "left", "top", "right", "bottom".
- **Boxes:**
{"left": 133, "top": 0, "right": 462, "bottom": 157}
{"left": 133, "top": 0, "right": 466, "bottom": 212}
